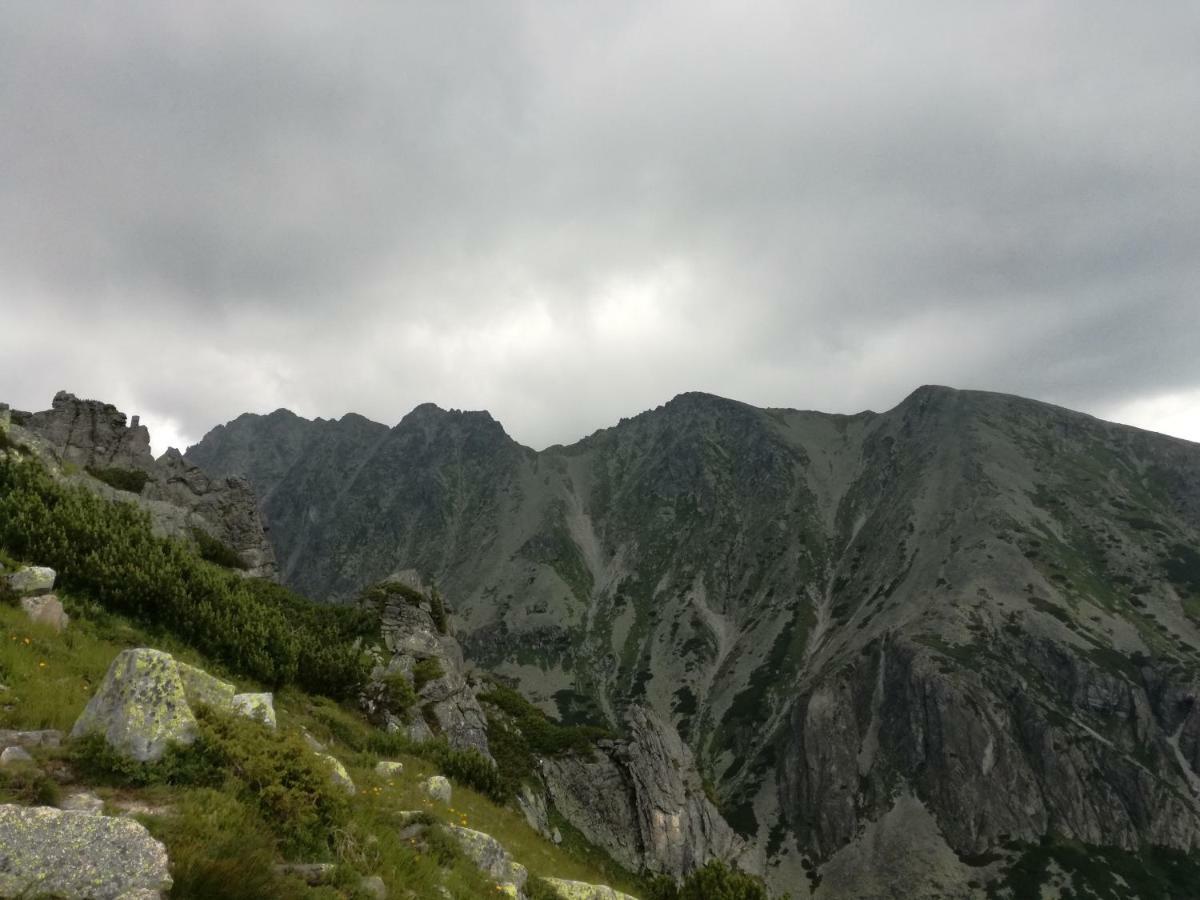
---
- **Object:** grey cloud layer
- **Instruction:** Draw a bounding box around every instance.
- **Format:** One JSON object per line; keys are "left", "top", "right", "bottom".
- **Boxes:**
{"left": 2, "top": 1, "right": 1197, "bottom": 450}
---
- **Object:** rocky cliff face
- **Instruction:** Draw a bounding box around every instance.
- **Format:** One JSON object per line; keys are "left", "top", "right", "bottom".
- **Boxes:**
{"left": 189, "top": 386, "right": 1200, "bottom": 896}
{"left": 540, "top": 706, "right": 746, "bottom": 880}
{"left": 9, "top": 391, "right": 277, "bottom": 579}
{"left": 359, "top": 574, "right": 492, "bottom": 761}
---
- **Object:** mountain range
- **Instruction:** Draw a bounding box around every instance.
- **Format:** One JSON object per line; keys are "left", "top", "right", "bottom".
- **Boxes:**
{"left": 186, "top": 385, "right": 1200, "bottom": 896}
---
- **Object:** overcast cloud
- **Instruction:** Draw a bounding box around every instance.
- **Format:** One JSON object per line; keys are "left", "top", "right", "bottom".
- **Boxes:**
{"left": 2, "top": 1, "right": 1198, "bottom": 454}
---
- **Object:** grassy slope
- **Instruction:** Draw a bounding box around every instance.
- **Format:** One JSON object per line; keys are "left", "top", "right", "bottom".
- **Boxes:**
{"left": 0, "top": 595, "right": 644, "bottom": 899}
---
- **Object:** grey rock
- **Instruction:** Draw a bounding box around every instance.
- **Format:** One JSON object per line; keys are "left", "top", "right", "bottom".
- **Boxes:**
{"left": 542, "top": 879, "right": 640, "bottom": 900}
{"left": 70, "top": 648, "right": 197, "bottom": 762}
{"left": 59, "top": 789, "right": 106, "bottom": 814}
{"left": 358, "top": 875, "right": 387, "bottom": 899}
{"left": 420, "top": 775, "right": 451, "bottom": 805}
{"left": 316, "top": 753, "right": 356, "bottom": 794}
{"left": 0, "top": 746, "right": 33, "bottom": 766}
{"left": 231, "top": 692, "right": 276, "bottom": 728}
{"left": 20, "top": 593, "right": 69, "bottom": 632}
{"left": 0, "top": 729, "right": 62, "bottom": 749}
{"left": 374, "top": 760, "right": 404, "bottom": 776}
{"left": 516, "top": 782, "right": 551, "bottom": 837}
{"left": 444, "top": 824, "right": 528, "bottom": 891}
{"left": 176, "top": 661, "right": 236, "bottom": 711}
{"left": 275, "top": 862, "right": 335, "bottom": 885}
{"left": 542, "top": 707, "right": 741, "bottom": 879}
{"left": 0, "top": 803, "right": 172, "bottom": 899}
{"left": 4, "top": 566, "right": 56, "bottom": 597}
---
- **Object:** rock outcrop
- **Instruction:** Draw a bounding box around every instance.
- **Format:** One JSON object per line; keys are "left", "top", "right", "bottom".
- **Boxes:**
{"left": 445, "top": 825, "right": 529, "bottom": 893}
{"left": 0, "top": 804, "right": 172, "bottom": 899}
{"left": 360, "top": 577, "right": 492, "bottom": 761}
{"left": 8, "top": 392, "right": 277, "bottom": 579}
{"left": 543, "top": 879, "right": 640, "bottom": 900}
{"left": 541, "top": 706, "right": 743, "bottom": 879}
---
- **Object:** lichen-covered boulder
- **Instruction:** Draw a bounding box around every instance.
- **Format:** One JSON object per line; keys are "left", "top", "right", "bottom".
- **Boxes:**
{"left": 176, "top": 661, "right": 236, "bottom": 710}
{"left": 19, "top": 593, "right": 69, "bottom": 632}
{"left": 421, "top": 774, "right": 451, "bottom": 804}
{"left": 444, "top": 824, "right": 528, "bottom": 891}
{"left": 544, "top": 878, "right": 641, "bottom": 900}
{"left": 70, "top": 648, "right": 197, "bottom": 762}
{"left": 3, "top": 566, "right": 55, "bottom": 597}
{"left": 0, "top": 804, "right": 172, "bottom": 899}
{"left": 231, "top": 692, "right": 276, "bottom": 728}
{"left": 316, "top": 753, "right": 356, "bottom": 794}
{"left": 374, "top": 760, "right": 404, "bottom": 777}
{"left": 59, "top": 789, "right": 106, "bottom": 814}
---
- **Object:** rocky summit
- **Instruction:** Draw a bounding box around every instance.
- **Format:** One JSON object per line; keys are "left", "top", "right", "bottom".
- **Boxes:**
{"left": 187, "top": 385, "right": 1200, "bottom": 896}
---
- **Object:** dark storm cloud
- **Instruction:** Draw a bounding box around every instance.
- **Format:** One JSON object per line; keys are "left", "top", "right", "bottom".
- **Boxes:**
{"left": 2, "top": 1, "right": 1198, "bottom": 451}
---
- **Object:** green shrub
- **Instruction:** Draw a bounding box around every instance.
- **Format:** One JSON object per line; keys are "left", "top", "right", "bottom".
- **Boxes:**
{"left": 381, "top": 671, "right": 418, "bottom": 715}
{"left": 85, "top": 466, "right": 151, "bottom": 494}
{"left": 412, "top": 657, "right": 445, "bottom": 692}
{"left": 189, "top": 527, "right": 248, "bottom": 571}
{"left": 0, "top": 454, "right": 371, "bottom": 699}
{"left": 678, "top": 861, "right": 769, "bottom": 900}
{"left": 0, "top": 762, "right": 62, "bottom": 806}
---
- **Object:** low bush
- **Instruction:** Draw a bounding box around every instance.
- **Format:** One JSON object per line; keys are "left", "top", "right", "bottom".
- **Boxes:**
{"left": 189, "top": 527, "right": 248, "bottom": 571}
{"left": 412, "top": 657, "right": 445, "bottom": 692}
{"left": 85, "top": 465, "right": 151, "bottom": 494}
{"left": 0, "top": 454, "right": 372, "bottom": 699}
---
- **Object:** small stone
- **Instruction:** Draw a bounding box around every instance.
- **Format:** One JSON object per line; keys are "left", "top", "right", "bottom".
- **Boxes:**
{"left": 0, "top": 728, "right": 62, "bottom": 749}
{"left": 421, "top": 774, "right": 452, "bottom": 804}
{"left": 0, "top": 804, "right": 172, "bottom": 898}
{"left": 359, "top": 875, "right": 387, "bottom": 899}
{"left": 3, "top": 565, "right": 56, "bottom": 597}
{"left": 275, "top": 862, "right": 335, "bottom": 885}
{"left": 231, "top": 692, "right": 276, "bottom": 728}
{"left": 552, "top": 826, "right": 563, "bottom": 844}
{"left": 0, "top": 746, "right": 33, "bottom": 766}
{"left": 60, "top": 789, "right": 106, "bottom": 814}
{"left": 20, "top": 592, "right": 69, "bottom": 632}
{"left": 316, "top": 753, "right": 356, "bottom": 794}
{"left": 301, "top": 729, "right": 326, "bottom": 752}
{"left": 374, "top": 760, "right": 404, "bottom": 776}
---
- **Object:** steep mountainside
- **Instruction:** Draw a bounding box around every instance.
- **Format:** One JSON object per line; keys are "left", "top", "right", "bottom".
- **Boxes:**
{"left": 189, "top": 386, "right": 1200, "bottom": 896}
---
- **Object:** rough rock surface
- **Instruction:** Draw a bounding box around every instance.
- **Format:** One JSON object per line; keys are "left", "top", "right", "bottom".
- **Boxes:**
{"left": 444, "top": 825, "right": 528, "bottom": 891}
{"left": 317, "top": 753, "right": 356, "bottom": 794}
{"left": 374, "top": 760, "right": 404, "bottom": 776}
{"left": 541, "top": 706, "right": 743, "bottom": 879}
{"left": 10, "top": 391, "right": 277, "bottom": 579}
{"left": 543, "top": 879, "right": 640, "bottom": 900}
{"left": 0, "top": 729, "right": 62, "bottom": 749}
{"left": 176, "top": 661, "right": 236, "bottom": 710}
{"left": 70, "top": 648, "right": 198, "bottom": 762}
{"left": 421, "top": 775, "right": 452, "bottom": 805}
{"left": 20, "top": 594, "right": 69, "bottom": 632}
{"left": 3, "top": 566, "right": 56, "bottom": 597}
{"left": 0, "top": 746, "right": 33, "bottom": 766}
{"left": 361, "top": 576, "right": 492, "bottom": 761}
{"left": 0, "top": 804, "right": 172, "bottom": 899}
{"left": 231, "top": 692, "right": 276, "bottom": 728}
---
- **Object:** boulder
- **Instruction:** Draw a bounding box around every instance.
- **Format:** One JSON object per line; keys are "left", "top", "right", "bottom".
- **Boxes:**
{"left": 374, "top": 760, "right": 404, "bottom": 776}
{"left": 543, "top": 878, "right": 641, "bottom": 900}
{"left": 231, "top": 692, "right": 276, "bottom": 728}
{"left": 0, "top": 746, "right": 33, "bottom": 766}
{"left": 420, "top": 775, "right": 452, "bottom": 804}
{"left": 3, "top": 566, "right": 55, "bottom": 597}
{"left": 359, "top": 875, "right": 387, "bottom": 899}
{"left": 275, "top": 862, "right": 335, "bottom": 885}
{"left": 20, "top": 593, "right": 69, "bottom": 632}
{"left": 70, "top": 648, "right": 198, "bottom": 762}
{"left": 176, "top": 661, "right": 236, "bottom": 710}
{"left": 316, "top": 753, "right": 356, "bottom": 794}
{"left": 444, "top": 824, "right": 528, "bottom": 891}
{"left": 0, "top": 804, "right": 172, "bottom": 899}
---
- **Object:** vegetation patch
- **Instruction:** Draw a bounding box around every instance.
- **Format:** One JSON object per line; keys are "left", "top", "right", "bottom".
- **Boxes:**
{"left": 85, "top": 465, "right": 151, "bottom": 494}
{"left": 189, "top": 526, "right": 249, "bottom": 570}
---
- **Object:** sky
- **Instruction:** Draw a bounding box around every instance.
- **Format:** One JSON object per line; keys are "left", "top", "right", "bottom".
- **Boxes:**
{"left": 1, "top": 2, "right": 1198, "bottom": 455}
